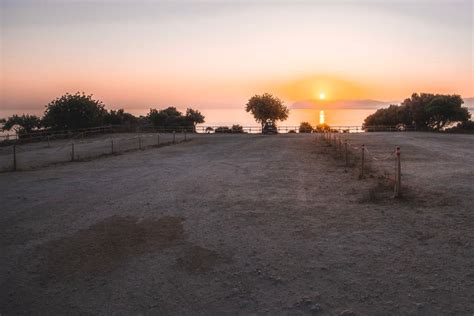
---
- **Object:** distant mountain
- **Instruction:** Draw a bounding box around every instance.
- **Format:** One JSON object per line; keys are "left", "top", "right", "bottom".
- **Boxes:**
{"left": 292, "top": 97, "right": 474, "bottom": 111}
{"left": 291, "top": 99, "right": 395, "bottom": 110}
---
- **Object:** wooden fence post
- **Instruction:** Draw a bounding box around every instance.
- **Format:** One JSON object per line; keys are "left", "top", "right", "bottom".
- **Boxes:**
{"left": 157, "top": 134, "right": 160, "bottom": 146}
{"left": 360, "top": 144, "right": 365, "bottom": 178}
{"left": 337, "top": 136, "right": 342, "bottom": 157}
{"left": 173, "top": 131, "right": 176, "bottom": 144}
{"left": 184, "top": 130, "right": 187, "bottom": 141}
{"left": 71, "top": 142, "right": 75, "bottom": 161}
{"left": 344, "top": 140, "right": 348, "bottom": 166}
{"left": 13, "top": 144, "right": 17, "bottom": 171}
{"left": 111, "top": 139, "right": 114, "bottom": 154}
{"left": 394, "top": 146, "right": 401, "bottom": 197}
{"left": 138, "top": 136, "right": 142, "bottom": 150}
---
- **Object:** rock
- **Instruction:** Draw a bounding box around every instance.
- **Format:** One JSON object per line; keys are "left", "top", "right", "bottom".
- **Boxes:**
{"left": 310, "top": 304, "right": 322, "bottom": 313}
{"left": 340, "top": 310, "right": 355, "bottom": 316}
{"left": 414, "top": 302, "right": 424, "bottom": 309}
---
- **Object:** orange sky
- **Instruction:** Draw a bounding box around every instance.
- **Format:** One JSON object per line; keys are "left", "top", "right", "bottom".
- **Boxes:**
{"left": 1, "top": 1, "right": 473, "bottom": 114}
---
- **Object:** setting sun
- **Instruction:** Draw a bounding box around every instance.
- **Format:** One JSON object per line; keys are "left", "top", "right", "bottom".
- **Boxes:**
{"left": 319, "top": 92, "right": 326, "bottom": 100}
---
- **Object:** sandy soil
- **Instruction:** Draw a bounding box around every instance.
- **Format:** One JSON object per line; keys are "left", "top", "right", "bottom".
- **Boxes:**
{"left": 0, "top": 133, "right": 473, "bottom": 315}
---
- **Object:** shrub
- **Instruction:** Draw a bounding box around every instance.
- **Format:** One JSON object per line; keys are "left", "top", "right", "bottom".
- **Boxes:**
{"left": 231, "top": 124, "right": 244, "bottom": 133}
{"left": 315, "top": 123, "right": 330, "bottom": 132}
{"left": 214, "top": 126, "right": 232, "bottom": 133}
{"left": 299, "top": 122, "right": 313, "bottom": 133}
{"left": 2, "top": 114, "right": 42, "bottom": 134}
{"left": 43, "top": 92, "right": 107, "bottom": 130}
{"left": 147, "top": 107, "right": 205, "bottom": 132}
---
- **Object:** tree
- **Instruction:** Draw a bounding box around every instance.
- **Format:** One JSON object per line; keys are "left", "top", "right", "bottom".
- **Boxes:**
{"left": 147, "top": 107, "right": 205, "bottom": 132}
{"left": 245, "top": 93, "right": 289, "bottom": 131}
{"left": 2, "top": 114, "right": 42, "bottom": 134}
{"left": 445, "top": 120, "right": 474, "bottom": 134}
{"left": 147, "top": 107, "right": 184, "bottom": 129}
{"left": 299, "top": 122, "right": 313, "bottom": 133}
{"left": 424, "top": 95, "right": 469, "bottom": 130}
{"left": 186, "top": 108, "right": 205, "bottom": 127}
{"left": 363, "top": 93, "right": 471, "bottom": 131}
{"left": 42, "top": 92, "right": 107, "bottom": 130}
{"left": 104, "top": 109, "right": 137, "bottom": 125}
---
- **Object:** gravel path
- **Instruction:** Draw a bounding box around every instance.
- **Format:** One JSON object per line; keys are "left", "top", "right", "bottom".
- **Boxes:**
{"left": 1, "top": 133, "right": 473, "bottom": 315}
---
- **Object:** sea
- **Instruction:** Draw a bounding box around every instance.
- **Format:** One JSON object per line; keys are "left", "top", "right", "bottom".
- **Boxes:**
{"left": 2, "top": 106, "right": 473, "bottom": 136}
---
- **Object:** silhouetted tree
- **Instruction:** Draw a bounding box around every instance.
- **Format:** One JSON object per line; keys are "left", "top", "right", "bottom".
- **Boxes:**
{"left": 215, "top": 126, "right": 232, "bottom": 133}
{"left": 363, "top": 93, "right": 470, "bottom": 131}
{"left": 2, "top": 114, "right": 42, "bottom": 134}
{"left": 104, "top": 109, "right": 137, "bottom": 125}
{"left": 147, "top": 107, "right": 205, "bottom": 132}
{"left": 445, "top": 120, "right": 474, "bottom": 134}
{"left": 42, "top": 92, "right": 107, "bottom": 130}
{"left": 186, "top": 108, "right": 205, "bottom": 128}
{"left": 231, "top": 124, "right": 244, "bottom": 133}
{"left": 245, "top": 93, "right": 289, "bottom": 131}
{"left": 315, "top": 123, "right": 331, "bottom": 132}
{"left": 299, "top": 122, "right": 313, "bottom": 133}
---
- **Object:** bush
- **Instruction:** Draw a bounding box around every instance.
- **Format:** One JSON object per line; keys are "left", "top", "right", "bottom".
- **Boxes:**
{"left": 231, "top": 124, "right": 244, "bottom": 133}
{"left": 299, "top": 122, "right": 313, "bottom": 133}
{"left": 43, "top": 92, "right": 107, "bottom": 130}
{"left": 214, "top": 126, "right": 232, "bottom": 133}
{"left": 2, "top": 114, "right": 42, "bottom": 134}
{"left": 314, "top": 123, "right": 330, "bottom": 132}
{"left": 147, "top": 107, "right": 204, "bottom": 132}
{"left": 104, "top": 109, "right": 137, "bottom": 125}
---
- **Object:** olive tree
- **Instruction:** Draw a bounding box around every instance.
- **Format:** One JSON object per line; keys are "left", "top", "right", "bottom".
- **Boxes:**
{"left": 42, "top": 92, "right": 107, "bottom": 130}
{"left": 245, "top": 93, "right": 289, "bottom": 130}
{"left": 2, "top": 114, "right": 42, "bottom": 134}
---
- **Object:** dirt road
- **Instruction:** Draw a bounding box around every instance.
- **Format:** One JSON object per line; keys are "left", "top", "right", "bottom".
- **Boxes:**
{"left": 1, "top": 133, "right": 473, "bottom": 315}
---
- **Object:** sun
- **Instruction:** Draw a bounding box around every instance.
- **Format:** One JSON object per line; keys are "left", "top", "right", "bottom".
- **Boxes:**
{"left": 319, "top": 92, "right": 326, "bottom": 100}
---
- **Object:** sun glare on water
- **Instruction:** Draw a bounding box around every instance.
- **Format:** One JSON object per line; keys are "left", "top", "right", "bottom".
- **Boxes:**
{"left": 320, "top": 110, "right": 325, "bottom": 124}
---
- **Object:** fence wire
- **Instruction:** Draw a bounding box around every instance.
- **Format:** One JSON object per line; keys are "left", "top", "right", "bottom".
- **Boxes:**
{"left": 0, "top": 132, "right": 189, "bottom": 172}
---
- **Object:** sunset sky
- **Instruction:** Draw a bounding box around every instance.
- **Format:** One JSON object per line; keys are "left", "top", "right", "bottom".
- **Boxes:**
{"left": 1, "top": 0, "right": 473, "bottom": 115}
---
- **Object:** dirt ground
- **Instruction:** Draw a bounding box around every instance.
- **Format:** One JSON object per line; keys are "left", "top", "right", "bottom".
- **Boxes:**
{"left": 0, "top": 132, "right": 182, "bottom": 172}
{"left": 0, "top": 133, "right": 473, "bottom": 315}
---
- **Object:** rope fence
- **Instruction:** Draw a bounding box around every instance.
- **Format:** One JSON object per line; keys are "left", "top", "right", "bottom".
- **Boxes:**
{"left": 1, "top": 124, "right": 418, "bottom": 145}
{"left": 0, "top": 131, "right": 190, "bottom": 172}
{"left": 319, "top": 131, "right": 402, "bottom": 198}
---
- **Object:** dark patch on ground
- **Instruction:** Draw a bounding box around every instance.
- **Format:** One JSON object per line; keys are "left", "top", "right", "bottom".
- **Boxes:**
{"left": 36, "top": 215, "right": 185, "bottom": 280}
{"left": 176, "top": 245, "right": 226, "bottom": 273}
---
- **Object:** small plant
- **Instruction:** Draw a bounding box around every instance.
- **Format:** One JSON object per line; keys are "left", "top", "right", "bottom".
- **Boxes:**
{"left": 299, "top": 122, "right": 313, "bottom": 133}
{"left": 215, "top": 126, "right": 232, "bottom": 133}
{"left": 231, "top": 125, "right": 244, "bottom": 133}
